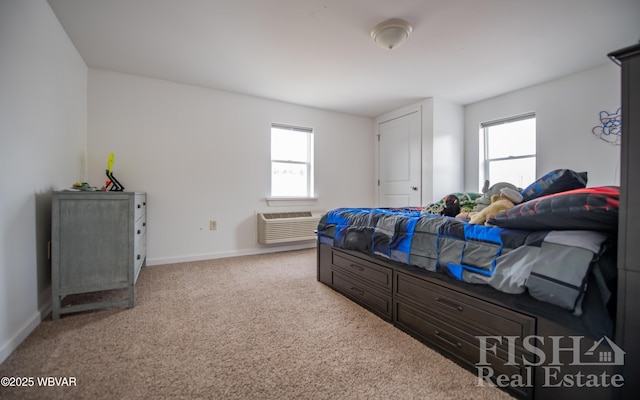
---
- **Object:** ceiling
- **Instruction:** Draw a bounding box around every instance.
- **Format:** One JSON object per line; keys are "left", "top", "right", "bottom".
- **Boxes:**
{"left": 47, "top": 0, "right": 640, "bottom": 118}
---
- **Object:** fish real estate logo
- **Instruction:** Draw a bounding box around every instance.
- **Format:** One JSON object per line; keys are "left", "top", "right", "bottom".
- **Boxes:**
{"left": 475, "top": 335, "right": 626, "bottom": 389}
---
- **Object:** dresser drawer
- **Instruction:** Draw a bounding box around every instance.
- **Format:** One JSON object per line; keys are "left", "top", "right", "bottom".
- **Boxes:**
{"left": 395, "top": 271, "right": 535, "bottom": 339}
{"left": 134, "top": 214, "right": 146, "bottom": 237}
{"left": 332, "top": 251, "right": 392, "bottom": 291}
{"left": 134, "top": 193, "right": 147, "bottom": 222}
{"left": 134, "top": 233, "right": 146, "bottom": 283}
{"left": 134, "top": 231, "right": 146, "bottom": 262}
{"left": 332, "top": 269, "right": 392, "bottom": 320}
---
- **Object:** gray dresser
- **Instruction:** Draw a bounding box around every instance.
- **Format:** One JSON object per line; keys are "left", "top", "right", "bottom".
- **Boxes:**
{"left": 51, "top": 191, "right": 147, "bottom": 319}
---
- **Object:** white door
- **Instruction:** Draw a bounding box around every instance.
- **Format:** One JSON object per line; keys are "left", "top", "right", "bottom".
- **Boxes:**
{"left": 378, "top": 111, "right": 421, "bottom": 207}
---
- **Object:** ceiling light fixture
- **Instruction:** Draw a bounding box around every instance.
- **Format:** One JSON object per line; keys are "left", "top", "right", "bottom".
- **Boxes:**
{"left": 370, "top": 18, "right": 413, "bottom": 50}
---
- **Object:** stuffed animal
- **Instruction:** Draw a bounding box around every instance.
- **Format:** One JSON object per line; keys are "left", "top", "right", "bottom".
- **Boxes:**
{"left": 473, "top": 181, "right": 519, "bottom": 212}
{"left": 469, "top": 187, "right": 523, "bottom": 225}
{"left": 422, "top": 192, "right": 481, "bottom": 216}
{"left": 440, "top": 194, "right": 461, "bottom": 217}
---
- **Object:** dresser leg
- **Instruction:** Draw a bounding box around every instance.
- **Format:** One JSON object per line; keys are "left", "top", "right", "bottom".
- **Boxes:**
{"left": 52, "top": 296, "right": 61, "bottom": 320}
{"left": 128, "top": 285, "right": 135, "bottom": 308}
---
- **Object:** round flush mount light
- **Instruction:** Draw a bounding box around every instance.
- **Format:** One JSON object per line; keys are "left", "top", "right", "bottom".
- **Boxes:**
{"left": 370, "top": 18, "right": 413, "bottom": 50}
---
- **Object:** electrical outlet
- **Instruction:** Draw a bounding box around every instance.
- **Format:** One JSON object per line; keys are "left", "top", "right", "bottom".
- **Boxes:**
{"left": 209, "top": 220, "right": 217, "bottom": 230}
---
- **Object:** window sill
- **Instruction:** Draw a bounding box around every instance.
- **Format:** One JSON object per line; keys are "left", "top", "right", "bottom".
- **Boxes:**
{"left": 266, "top": 197, "right": 318, "bottom": 207}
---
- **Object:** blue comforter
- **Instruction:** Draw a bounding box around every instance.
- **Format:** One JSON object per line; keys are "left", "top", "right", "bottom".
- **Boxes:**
{"left": 318, "top": 208, "right": 613, "bottom": 315}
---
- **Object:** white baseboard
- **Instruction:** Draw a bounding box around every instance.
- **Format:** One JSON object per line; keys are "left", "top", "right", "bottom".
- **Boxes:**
{"left": 0, "top": 310, "right": 42, "bottom": 365}
{"left": 146, "top": 242, "right": 316, "bottom": 266}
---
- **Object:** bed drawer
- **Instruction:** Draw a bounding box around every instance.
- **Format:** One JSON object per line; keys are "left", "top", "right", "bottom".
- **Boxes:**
{"left": 331, "top": 269, "right": 392, "bottom": 321}
{"left": 394, "top": 271, "right": 535, "bottom": 339}
{"left": 394, "top": 297, "right": 527, "bottom": 367}
{"left": 394, "top": 299, "right": 531, "bottom": 399}
{"left": 332, "top": 250, "right": 392, "bottom": 291}
{"left": 395, "top": 299, "right": 524, "bottom": 374}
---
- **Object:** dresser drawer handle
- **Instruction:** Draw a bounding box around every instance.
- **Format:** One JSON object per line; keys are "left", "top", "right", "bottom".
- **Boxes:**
{"left": 434, "top": 330, "right": 463, "bottom": 348}
{"left": 137, "top": 229, "right": 141, "bottom": 234}
{"left": 350, "top": 287, "right": 364, "bottom": 296}
{"left": 435, "top": 297, "right": 463, "bottom": 312}
{"left": 137, "top": 204, "right": 141, "bottom": 208}
{"left": 349, "top": 264, "right": 365, "bottom": 272}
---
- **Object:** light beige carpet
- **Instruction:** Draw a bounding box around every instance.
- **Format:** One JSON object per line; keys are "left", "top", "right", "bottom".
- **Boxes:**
{"left": 0, "top": 249, "right": 513, "bottom": 399}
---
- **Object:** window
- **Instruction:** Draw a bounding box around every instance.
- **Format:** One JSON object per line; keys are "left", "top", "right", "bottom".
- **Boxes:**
{"left": 599, "top": 352, "right": 612, "bottom": 362}
{"left": 271, "top": 124, "right": 314, "bottom": 197}
{"left": 480, "top": 113, "right": 536, "bottom": 189}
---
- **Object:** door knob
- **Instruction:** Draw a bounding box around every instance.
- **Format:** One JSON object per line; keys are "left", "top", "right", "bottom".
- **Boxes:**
{"left": 410, "top": 186, "right": 418, "bottom": 191}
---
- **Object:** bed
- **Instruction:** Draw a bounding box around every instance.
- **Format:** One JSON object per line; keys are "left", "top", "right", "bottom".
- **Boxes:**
{"left": 316, "top": 170, "right": 620, "bottom": 400}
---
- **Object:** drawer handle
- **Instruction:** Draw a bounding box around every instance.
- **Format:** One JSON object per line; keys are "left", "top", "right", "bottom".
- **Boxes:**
{"left": 350, "top": 287, "right": 364, "bottom": 296}
{"left": 143, "top": 223, "right": 146, "bottom": 227}
{"left": 434, "top": 330, "right": 463, "bottom": 348}
{"left": 137, "top": 229, "right": 141, "bottom": 234}
{"left": 435, "top": 297, "right": 463, "bottom": 312}
{"left": 349, "top": 263, "right": 364, "bottom": 272}
{"left": 137, "top": 204, "right": 141, "bottom": 208}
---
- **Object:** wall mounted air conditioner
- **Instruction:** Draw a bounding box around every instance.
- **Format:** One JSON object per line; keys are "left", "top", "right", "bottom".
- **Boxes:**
{"left": 257, "top": 211, "right": 324, "bottom": 244}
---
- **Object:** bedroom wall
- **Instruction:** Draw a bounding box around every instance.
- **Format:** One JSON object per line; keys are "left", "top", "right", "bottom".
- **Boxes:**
{"left": 431, "top": 98, "right": 465, "bottom": 202}
{"left": 87, "top": 69, "right": 375, "bottom": 265}
{"left": 0, "top": 0, "right": 87, "bottom": 363}
{"left": 464, "top": 63, "right": 621, "bottom": 191}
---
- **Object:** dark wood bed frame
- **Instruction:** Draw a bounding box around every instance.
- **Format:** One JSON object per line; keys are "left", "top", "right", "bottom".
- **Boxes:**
{"left": 317, "top": 44, "right": 639, "bottom": 400}
{"left": 318, "top": 243, "right": 617, "bottom": 399}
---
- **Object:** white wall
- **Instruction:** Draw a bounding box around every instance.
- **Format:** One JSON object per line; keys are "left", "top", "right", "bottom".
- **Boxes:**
{"left": 0, "top": 0, "right": 87, "bottom": 363}
{"left": 87, "top": 69, "right": 375, "bottom": 264}
{"left": 431, "top": 98, "right": 464, "bottom": 202}
{"left": 464, "top": 63, "right": 621, "bottom": 191}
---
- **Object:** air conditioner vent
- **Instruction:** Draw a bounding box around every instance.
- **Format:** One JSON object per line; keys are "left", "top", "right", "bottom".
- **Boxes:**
{"left": 257, "top": 211, "right": 324, "bottom": 244}
{"left": 262, "top": 212, "right": 312, "bottom": 219}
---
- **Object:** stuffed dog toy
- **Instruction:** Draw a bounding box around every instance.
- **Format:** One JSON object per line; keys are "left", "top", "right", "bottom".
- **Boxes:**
{"left": 469, "top": 187, "right": 523, "bottom": 225}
